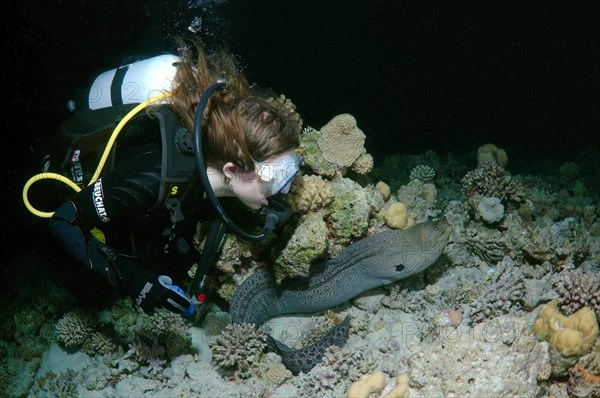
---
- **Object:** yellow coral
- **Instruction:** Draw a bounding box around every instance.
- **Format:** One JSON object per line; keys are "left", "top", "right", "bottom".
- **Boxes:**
{"left": 346, "top": 370, "right": 385, "bottom": 398}
{"left": 287, "top": 174, "right": 334, "bottom": 213}
{"left": 477, "top": 143, "right": 508, "bottom": 168}
{"left": 384, "top": 375, "right": 410, "bottom": 398}
{"left": 376, "top": 181, "right": 391, "bottom": 201}
{"left": 352, "top": 153, "right": 374, "bottom": 175}
{"left": 318, "top": 113, "right": 366, "bottom": 167}
{"left": 534, "top": 300, "right": 599, "bottom": 357}
{"left": 384, "top": 202, "right": 415, "bottom": 229}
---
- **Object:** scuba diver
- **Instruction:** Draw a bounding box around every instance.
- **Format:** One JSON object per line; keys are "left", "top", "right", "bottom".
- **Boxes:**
{"left": 40, "top": 42, "right": 303, "bottom": 318}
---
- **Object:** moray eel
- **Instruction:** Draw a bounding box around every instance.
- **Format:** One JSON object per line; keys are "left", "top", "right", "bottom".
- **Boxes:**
{"left": 230, "top": 219, "right": 450, "bottom": 374}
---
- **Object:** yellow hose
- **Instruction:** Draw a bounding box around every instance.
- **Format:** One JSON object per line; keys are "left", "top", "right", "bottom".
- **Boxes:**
{"left": 23, "top": 91, "right": 172, "bottom": 218}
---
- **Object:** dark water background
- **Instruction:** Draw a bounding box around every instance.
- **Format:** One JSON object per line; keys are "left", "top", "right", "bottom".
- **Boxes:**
{"left": 2, "top": 0, "right": 599, "bottom": 271}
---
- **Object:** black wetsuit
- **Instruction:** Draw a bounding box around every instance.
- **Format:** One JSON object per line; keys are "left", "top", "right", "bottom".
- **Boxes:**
{"left": 48, "top": 142, "right": 208, "bottom": 296}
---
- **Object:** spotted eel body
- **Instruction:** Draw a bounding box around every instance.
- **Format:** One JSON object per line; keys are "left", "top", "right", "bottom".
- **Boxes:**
{"left": 230, "top": 219, "right": 450, "bottom": 374}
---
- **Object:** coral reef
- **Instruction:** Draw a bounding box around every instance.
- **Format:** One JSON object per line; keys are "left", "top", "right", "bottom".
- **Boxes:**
{"left": 55, "top": 310, "right": 96, "bottom": 348}
{"left": 409, "top": 164, "right": 435, "bottom": 183}
{"left": 274, "top": 212, "right": 329, "bottom": 283}
{"left": 286, "top": 174, "right": 334, "bottom": 213}
{"left": 468, "top": 256, "right": 526, "bottom": 324}
{"left": 476, "top": 195, "right": 505, "bottom": 224}
{"left": 461, "top": 161, "right": 524, "bottom": 203}
{"left": 534, "top": 300, "right": 599, "bottom": 357}
{"left": 384, "top": 202, "right": 413, "bottom": 229}
{"left": 476, "top": 143, "right": 508, "bottom": 168}
{"left": 210, "top": 322, "right": 267, "bottom": 379}
{"left": 318, "top": 113, "right": 366, "bottom": 168}
{"left": 553, "top": 268, "right": 600, "bottom": 318}
{"left": 4, "top": 118, "right": 600, "bottom": 398}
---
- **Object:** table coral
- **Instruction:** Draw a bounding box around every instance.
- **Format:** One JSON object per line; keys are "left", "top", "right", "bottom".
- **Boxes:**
{"left": 318, "top": 113, "right": 366, "bottom": 168}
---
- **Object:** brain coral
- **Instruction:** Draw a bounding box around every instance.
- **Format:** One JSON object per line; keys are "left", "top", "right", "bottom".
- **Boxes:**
{"left": 318, "top": 114, "right": 366, "bottom": 167}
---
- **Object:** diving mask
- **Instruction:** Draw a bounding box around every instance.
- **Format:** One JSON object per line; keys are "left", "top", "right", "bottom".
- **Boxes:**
{"left": 255, "top": 152, "right": 303, "bottom": 196}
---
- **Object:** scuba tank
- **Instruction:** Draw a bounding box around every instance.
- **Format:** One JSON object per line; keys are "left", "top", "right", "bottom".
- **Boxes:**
{"left": 88, "top": 54, "right": 180, "bottom": 110}
{"left": 23, "top": 55, "right": 180, "bottom": 217}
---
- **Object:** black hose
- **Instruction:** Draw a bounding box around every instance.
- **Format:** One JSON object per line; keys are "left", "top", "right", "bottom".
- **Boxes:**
{"left": 192, "top": 82, "right": 269, "bottom": 241}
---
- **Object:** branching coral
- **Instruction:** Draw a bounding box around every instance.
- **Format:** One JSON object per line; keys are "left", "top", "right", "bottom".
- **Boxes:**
{"left": 55, "top": 310, "right": 96, "bottom": 348}
{"left": 267, "top": 94, "right": 303, "bottom": 133}
{"left": 210, "top": 322, "right": 267, "bottom": 379}
{"left": 553, "top": 268, "right": 600, "bottom": 318}
{"left": 134, "top": 311, "right": 192, "bottom": 359}
{"left": 409, "top": 164, "right": 435, "bottom": 183}
{"left": 461, "top": 161, "right": 524, "bottom": 202}
{"left": 286, "top": 174, "right": 334, "bottom": 213}
{"left": 84, "top": 332, "right": 117, "bottom": 356}
{"left": 469, "top": 256, "right": 525, "bottom": 324}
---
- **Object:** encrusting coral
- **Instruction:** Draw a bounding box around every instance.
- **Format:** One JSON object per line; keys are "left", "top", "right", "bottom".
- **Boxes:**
{"left": 345, "top": 370, "right": 410, "bottom": 398}
{"left": 274, "top": 212, "right": 329, "bottom": 283}
{"left": 534, "top": 300, "right": 599, "bottom": 357}
{"left": 318, "top": 113, "right": 366, "bottom": 168}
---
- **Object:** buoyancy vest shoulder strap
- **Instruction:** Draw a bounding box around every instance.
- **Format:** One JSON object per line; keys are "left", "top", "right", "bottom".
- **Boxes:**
{"left": 150, "top": 107, "right": 197, "bottom": 212}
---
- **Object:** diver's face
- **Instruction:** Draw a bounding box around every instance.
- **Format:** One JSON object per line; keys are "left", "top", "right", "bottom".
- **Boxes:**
{"left": 227, "top": 169, "right": 271, "bottom": 210}
{"left": 225, "top": 149, "right": 301, "bottom": 210}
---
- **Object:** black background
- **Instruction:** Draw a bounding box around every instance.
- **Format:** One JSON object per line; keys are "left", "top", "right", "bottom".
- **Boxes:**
{"left": 3, "top": 0, "right": 599, "bottom": 265}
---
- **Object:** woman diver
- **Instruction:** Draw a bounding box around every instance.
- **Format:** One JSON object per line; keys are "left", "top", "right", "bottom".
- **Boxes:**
{"left": 47, "top": 41, "right": 303, "bottom": 317}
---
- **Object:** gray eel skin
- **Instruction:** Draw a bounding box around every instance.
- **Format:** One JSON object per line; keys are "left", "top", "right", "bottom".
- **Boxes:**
{"left": 230, "top": 219, "right": 451, "bottom": 374}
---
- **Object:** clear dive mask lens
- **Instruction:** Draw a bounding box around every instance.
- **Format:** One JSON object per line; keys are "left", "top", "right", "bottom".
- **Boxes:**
{"left": 256, "top": 153, "right": 303, "bottom": 196}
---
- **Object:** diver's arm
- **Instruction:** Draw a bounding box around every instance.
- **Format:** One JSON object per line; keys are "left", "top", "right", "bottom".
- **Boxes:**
{"left": 48, "top": 151, "right": 193, "bottom": 315}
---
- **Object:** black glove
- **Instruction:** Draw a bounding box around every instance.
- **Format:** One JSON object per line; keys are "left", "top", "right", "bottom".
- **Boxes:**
{"left": 124, "top": 267, "right": 195, "bottom": 317}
